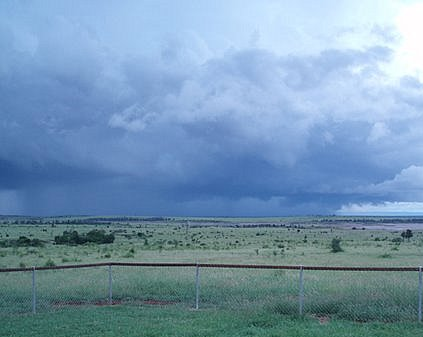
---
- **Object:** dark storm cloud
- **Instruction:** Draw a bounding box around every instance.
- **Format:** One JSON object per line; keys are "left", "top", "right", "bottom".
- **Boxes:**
{"left": 1, "top": 1, "right": 423, "bottom": 215}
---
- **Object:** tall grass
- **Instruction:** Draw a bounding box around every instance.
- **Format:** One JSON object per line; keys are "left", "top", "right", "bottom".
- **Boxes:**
{"left": 0, "top": 265, "right": 420, "bottom": 322}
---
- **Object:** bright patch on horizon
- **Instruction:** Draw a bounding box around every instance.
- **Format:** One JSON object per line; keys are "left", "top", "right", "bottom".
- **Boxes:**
{"left": 337, "top": 201, "right": 423, "bottom": 216}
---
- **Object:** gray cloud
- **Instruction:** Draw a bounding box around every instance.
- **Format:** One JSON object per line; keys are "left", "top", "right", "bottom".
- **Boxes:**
{"left": 1, "top": 2, "right": 423, "bottom": 215}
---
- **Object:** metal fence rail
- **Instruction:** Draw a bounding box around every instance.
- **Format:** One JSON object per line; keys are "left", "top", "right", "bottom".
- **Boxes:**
{"left": 0, "top": 262, "right": 421, "bottom": 322}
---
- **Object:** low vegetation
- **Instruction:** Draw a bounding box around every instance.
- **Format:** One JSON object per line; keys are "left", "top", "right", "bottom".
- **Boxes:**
{"left": 2, "top": 306, "right": 422, "bottom": 337}
{"left": 0, "top": 216, "right": 421, "bottom": 268}
{"left": 0, "top": 236, "right": 44, "bottom": 248}
{"left": 54, "top": 229, "right": 114, "bottom": 245}
{"left": 330, "top": 238, "right": 343, "bottom": 253}
{"left": 1, "top": 215, "right": 422, "bottom": 334}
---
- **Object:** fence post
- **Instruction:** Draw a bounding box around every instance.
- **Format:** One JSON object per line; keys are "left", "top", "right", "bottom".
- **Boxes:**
{"left": 195, "top": 263, "right": 200, "bottom": 310}
{"left": 108, "top": 264, "right": 113, "bottom": 305}
{"left": 419, "top": 266, "right": 422, "bottom": 322}
{"left": 299, "top": 265, "right": 304, "bottom": 316}
{"left": 32, "top": 266, "right": 36, "bottom": 314}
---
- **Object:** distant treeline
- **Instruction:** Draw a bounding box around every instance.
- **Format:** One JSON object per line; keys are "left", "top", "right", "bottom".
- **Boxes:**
{"left": 86, "top": 216, "right": 171, "bottom": 222}
{"left": 2, "top": 216, "right": 423, "bottom": 226}
{"left": 1, "top": 216, "right": 172, "bottom": 225}
{"left": 316, "top": 218, "right": 423, "bottom": 224}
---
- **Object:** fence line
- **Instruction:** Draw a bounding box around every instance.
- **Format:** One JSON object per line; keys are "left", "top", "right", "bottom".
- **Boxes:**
{"left": 0, "top": 262, "right": 422, "bottom": 322}
{"left": 0, "top": 262, "right": 420, "bottom": 272}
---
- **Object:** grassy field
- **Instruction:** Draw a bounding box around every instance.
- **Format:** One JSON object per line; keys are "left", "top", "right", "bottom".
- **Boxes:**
{"left": 1, "top": 216, "right": 423, "bottom": 335}
{"left": 2, "top": 305, "right": 423, "bottom": 337}
{"left": 1, "top": 215, "right": 423, "bottom": 268}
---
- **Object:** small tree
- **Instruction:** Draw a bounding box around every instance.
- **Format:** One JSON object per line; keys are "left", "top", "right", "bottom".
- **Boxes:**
{"left": 401, "top": 229, "right": 413, "bottom": 242}
{"left": 331, "top": 238, "right": 343, "bottom": 253}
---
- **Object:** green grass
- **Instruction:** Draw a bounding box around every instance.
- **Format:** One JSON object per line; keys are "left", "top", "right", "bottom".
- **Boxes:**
{"left": 1, "top": 218, "right": 423, "bottom": 268}
{"left": 0, "top": 265, "right": 419, "bottom": 322}
{"left": 1, "top": 305, "right": 422, "bottom": 337}
{"left": 1, "top": 216, "right": 423, "bottom": 333}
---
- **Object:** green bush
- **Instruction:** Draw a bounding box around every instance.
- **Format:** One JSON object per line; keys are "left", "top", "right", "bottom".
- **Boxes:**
{"left": 44, "top": 258, "right": 56, "bottom": 267}
{"left": 330, "top": 238, "right": 343, "bottom": 253}
{"left": 54, "top": 230, "right": 85, "bottom": 245}
{"left": 54, "top": 230, "right": 114, "bottom": 245}
{"left": 378, "top": 253, "right": 392, "bottom": 258}
{"left": 401, "top": 229, "right": 413, "bottom": 242}
{"left": 85, "top": 229, "right": 115, "bottom": 244}
{"left": 0, "top": 236, "right": 44, "bottom": 248}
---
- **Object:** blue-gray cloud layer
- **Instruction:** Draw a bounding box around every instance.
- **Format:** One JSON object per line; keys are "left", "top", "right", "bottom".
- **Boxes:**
{"left": 1, "top": 1, "right": 423, "bottom": 215}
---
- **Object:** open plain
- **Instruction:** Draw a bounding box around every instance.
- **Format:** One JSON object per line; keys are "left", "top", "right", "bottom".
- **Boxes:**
{"left": 1, "top": 216, "right": 423, "bottom": 336}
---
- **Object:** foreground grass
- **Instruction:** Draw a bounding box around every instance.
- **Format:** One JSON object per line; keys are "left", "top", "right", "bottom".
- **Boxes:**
{"left": 1, "top": 305, "right": 421, "bottom": 337}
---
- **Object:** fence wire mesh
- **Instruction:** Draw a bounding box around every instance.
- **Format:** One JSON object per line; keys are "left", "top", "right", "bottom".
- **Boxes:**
{"left": 302, "top": 270, "right": 418, "bottom": 322}
{"left": 111, "top": 265, "right": 195, "bottom": 308}
{"left": 198, "top": 267, "right": 299, "bottom": 312}
{"left": 0, "top": 269, "right": 32, "bottom": 315}
{"left": 36, "top": 266, "right": 109, "bottom": 310}
{"left": 0, "top": 263, "right": 421, "bottom": 322}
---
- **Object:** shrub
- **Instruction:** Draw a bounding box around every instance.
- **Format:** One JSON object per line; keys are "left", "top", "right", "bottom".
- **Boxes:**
{"left": 378, "top": 253, "right": 392, "bottom": 258}
{"left": 330, "top": 238, "right": 343, "bottom": 253}
{"left": 401, "top": 229, "right": 413, "bottom": 242}
{"left": 0, "top": 236, "right": 44, "bottom": 248}
{"left": 122, "top": 250, "right": 134, "bottom": 258}
{"left": 85, "top": 229, "right": 115, "bottom": 244}
{"left": 17, "top": 236, "right": 31, "bottom": 246}
{"left": 44, "top": 258, "right": 56, "bottom": 267}
{"left": 55, "top": 230, "right": 115, "bottom": 245}
{"left": 54, "top": 231, "right": 85, "bottom": 245}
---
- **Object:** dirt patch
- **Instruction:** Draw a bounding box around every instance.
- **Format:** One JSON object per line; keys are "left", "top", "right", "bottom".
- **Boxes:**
{"left": 312, "top": 315, "right": 330, "bottom": 325}
{"left": 142, "top": 299, "right": 178, "bottom": 306}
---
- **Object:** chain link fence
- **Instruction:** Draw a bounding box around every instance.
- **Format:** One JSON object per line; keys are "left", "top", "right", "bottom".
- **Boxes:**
{"left": 0, "top": 263, "right": 421, "bottom": 322}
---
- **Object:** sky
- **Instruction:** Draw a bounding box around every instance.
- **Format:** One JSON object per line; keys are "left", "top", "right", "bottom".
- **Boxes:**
{"left": 1, "top": 0, "right": 423, "bottom": 216}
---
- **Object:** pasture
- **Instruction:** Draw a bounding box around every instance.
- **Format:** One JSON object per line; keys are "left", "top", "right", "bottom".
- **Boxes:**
{"left": 1, "top": 216, "right": 423, "bottom": 336}
{"left": 1, "top": 215, "right": 423, "bottom": 268}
